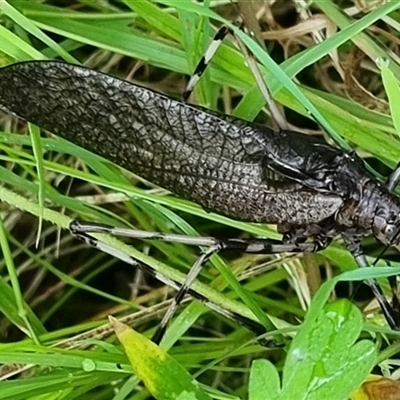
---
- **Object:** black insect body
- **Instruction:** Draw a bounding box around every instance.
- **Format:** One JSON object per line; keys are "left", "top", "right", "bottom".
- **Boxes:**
{"left": 0, "top": 60, "right": 399, "bottom": 329}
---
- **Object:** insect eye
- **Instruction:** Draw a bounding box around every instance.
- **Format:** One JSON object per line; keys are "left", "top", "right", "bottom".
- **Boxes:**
{"left": 385, "top": 224, "right": 397, "bottom": 239}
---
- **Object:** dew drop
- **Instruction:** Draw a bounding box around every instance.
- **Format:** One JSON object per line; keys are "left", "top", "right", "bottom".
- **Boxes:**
{"left": 82, "top": 358, "right": 96, "bottom": 372}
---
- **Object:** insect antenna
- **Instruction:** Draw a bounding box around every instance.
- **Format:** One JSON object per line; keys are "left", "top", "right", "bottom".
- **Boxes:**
{"left": 183, "top": 11, "right": 288, "bottom": 131}
{"left": 183, "top": 25, "right": 230, "bottom": 102}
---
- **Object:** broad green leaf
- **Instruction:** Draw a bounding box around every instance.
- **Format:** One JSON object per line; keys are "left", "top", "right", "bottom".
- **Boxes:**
{"left": 249, "top": 359, "right": 280, "bottom": 400}
{"left": 281, "top": 299, "right": 376, "bottom": 400}
{"left": 248, "top": 299, "right": 376, "bottom": 400}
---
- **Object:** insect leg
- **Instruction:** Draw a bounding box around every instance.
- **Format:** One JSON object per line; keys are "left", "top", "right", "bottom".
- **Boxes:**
{"left": 70, "top": 220, "right": 319, "bottom": 254}
{"left": 70, "top": 226, "right": 269, "bottom": 342}
{"left": 151, "top": 244, "right": 221, "bottom": 344}
{"left": 355, "top": 253, "right": 399, "bottom": 329}
{"left": 343, "top": 234, "right": 400, "bottom": 329}
{"left": 150, "top": 233, "right": 321, "bottom": 344}
{"left": 70, "top": 220, "right": 320, "bottom": 343}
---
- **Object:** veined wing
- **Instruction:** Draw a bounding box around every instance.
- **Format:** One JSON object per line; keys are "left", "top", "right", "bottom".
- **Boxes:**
{"left": 0, "top": 61, "right": 343, "bottom": 224}
{"left": 0, "top": 61, "right": 275, "bottom": 161}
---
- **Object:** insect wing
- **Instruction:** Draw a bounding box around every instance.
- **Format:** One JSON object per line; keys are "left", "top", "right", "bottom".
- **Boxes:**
{"left": 0, "top": 61, "right": 343, "bottom": 225}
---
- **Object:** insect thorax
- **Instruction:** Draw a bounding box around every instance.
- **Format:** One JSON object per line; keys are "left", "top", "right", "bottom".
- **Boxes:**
{"left": 336, "top": 179, "right": 400, "bottom": 245}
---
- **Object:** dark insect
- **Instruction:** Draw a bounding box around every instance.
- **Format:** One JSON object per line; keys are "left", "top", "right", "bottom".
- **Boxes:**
{"left": 0, "top": 60, "right": 399, "bottom": 339}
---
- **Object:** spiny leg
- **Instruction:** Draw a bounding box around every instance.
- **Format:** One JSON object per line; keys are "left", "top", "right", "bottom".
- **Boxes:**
{"left": 70, "top": 220, "right": 319, "bottom": 254}
{"left": 150, "top": 234, "right": 321, "bottom": 344}
{"left": 70, "top": 220, "right": 321, "bottom": 343}
{"left": 70, "top": 225, "right": 271, "bottom": 342}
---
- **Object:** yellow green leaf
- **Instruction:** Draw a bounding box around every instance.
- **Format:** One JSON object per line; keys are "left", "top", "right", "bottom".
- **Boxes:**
{"left": 111, "top": 317, "right": 211, "bottom": 400}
